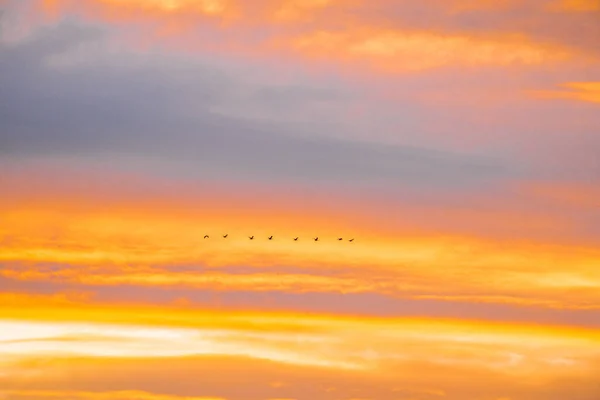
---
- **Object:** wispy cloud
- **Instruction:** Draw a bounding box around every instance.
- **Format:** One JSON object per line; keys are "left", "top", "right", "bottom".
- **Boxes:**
{"left": 286, "top": 29, "right": 572, "bottom": 72}
{"left": 1, "top": 307, "right": 600, "bottom": 400}
{"left": 531, "top": 82, "right": 600, "bottom": 104}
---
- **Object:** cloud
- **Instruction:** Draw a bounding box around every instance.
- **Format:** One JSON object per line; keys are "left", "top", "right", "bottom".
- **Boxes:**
{"left": 2, "top": 310, "right": 600, "bottom": 369}
{"left": 2, "top": 1, "right": 599, "bottom": 188}
{"left": 0, "top": 21, "right": 511, "bottom": 189}
{"left": 1, "top": 160, "right": 600, "bottom": 314}
{"left": 1, "top": 314, "right": 600, "bottom": 400}
{"left": 531, "top": 82, "right": 600, "bottom": 104}
{"left": 549, "top": 0, "right": 600, "bottom": 11}
{"left": 4, "top": 274, "right": 600, "bottom": 329}
{"left": 286, "top": 29, "right": 571, "bottom": 72}
{"left": 5, "top": 0, "right": 599, "bottom": 72}
{"left": 1, "top": 3, "right": 600, "bottom": 400}
{"left": 0, "top": 391, "right": 226, "bottom": 400}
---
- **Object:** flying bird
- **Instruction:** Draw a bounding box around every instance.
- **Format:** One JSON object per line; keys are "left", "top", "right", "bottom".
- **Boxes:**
{"left": 338, "top": 238, "right": 343, "bottom": 241}
{"left": 268, "top": 236, "right": 273, "bottom": 240}
{"left": 249, "top": 236, "right": 254, "bottom": 240}
{"left": 314, "top": 237, "right": 319, "bottom": 242}
{"left": 349, "top": 238, "right": 354, "bottom": 242}
{"left": 223, "top": 234, "right": 228, "bottom": 238}
{"left": 204, "top": 235, "right": 209, "bottom": 239}
{"left": 293, "top": 237, "right": 299, "bottom": 241}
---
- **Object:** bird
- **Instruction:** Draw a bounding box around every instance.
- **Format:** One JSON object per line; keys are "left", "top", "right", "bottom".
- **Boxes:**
{"left": 293, "top": 237, "right": 299, "bottom": 241}
{"left": 268, "top": 236, "right": 273, "bottom": 240}
{"left": 223, "top": 234, "right": 228, "bottom": 238}
{"left": 338, "top": 237, "right": 343, "bottom": 241}
{"left": 314, "top": 237, "right": 319, "bottom": 242}
{"left": 249, "top": 236, "right": 254, "bottom": 240}
{"left": 349, "top": 238, "right": 354, "bottom": 242}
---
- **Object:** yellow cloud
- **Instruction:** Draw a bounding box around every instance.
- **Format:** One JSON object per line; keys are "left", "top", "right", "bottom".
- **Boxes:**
{"left": 1, "top": 302, "right": 600, "bottom": 400}
{"left": 2, "top": 303, "right": 600, "bottom": 370}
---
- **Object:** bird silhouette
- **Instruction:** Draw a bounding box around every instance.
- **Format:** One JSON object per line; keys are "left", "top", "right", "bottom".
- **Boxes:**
{"left": 204, "top": 235, "right": 209, "bottom": 239}
{"left": 268, "top": 236, "right": 273, "bottom": 240}
{"left": 314, "top": 237, "right": 319, "bottom": 242}
{"left": 249, "top": 236, "right": 254, "bottom": 240}
{"left": 223, "top": 234, "right": 228, "bottom": 238}
{"left": 338, "top": 237, "right": 343, "bottom": 241}
{"left": 293, "top": 237, "right": 299, "bottom": 241}
{"left": 349, "top": 238, "right": 354, "bottom": 242}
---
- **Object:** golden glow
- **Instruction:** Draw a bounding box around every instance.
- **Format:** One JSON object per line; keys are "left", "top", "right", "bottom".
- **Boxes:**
{"left": 2, "top": 295, "right": 600, "bottom": 368}
{"left": 1, "top": 294, "right": 599, "bottom": 400}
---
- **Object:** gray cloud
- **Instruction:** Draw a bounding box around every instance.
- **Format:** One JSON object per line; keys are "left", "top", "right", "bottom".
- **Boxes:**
{"left": 0, "top": 21, "right": 511, "bottom": 189}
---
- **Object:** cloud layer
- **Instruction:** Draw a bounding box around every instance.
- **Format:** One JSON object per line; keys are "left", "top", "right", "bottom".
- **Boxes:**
{"left": 1, "top": 0, "right": 599, "bottom": 399}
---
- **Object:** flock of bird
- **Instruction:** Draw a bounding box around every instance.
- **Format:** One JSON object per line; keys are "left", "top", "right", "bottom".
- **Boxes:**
{"left": 202, "top": 234, "right": 355, "bottom": 242}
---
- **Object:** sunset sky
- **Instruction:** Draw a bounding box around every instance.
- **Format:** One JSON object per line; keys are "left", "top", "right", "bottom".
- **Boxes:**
{"left": 1, "top": 0, "right": 600, "bottom": 399}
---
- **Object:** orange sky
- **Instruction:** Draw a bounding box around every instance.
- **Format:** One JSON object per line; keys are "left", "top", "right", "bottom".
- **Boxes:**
{"left": 1, "top": 0, "right": 599, "bottom": 399}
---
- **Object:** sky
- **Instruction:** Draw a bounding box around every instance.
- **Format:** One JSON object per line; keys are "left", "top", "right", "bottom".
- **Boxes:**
{"left": 1, "top": 0, "right": 600, "bottom": 399}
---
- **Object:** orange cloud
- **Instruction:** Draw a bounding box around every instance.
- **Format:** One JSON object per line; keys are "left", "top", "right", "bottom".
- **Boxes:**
{"left": 2, "top": 166, "right": 600, "bottom": 311}
{"left": 4, "top": 201, "right": 600, "bottom": 305}
{"left": 283, "top": 29, "right": 572, "bottom": 72}
{"left": 0, "top": 391, "right": 226, "bottom": 400}
{"left": 2, "top": 259, "right": 600, "bottom": 311}
{"left": 42, "top": 0, "right": 234, "bottom": 19}
{"left": 270, "top": 0, "right": 352, "bottom": 22}
{"left": 447, "top": 0, "right": 522, "bottom": 12}
{"left": 2, "top": 355, "right": 600, "bottom": 400}
{"left": 549, "top": 0, "right": 600, "bottom": 11}
{"left": 38, "top": 0, "right": 344, "bottom": 28}
{"left": 26, "top": 0, "right": 590, "bottom": 74}
{"left": 531, "top": 82, "right": 600, "bottom": 104}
